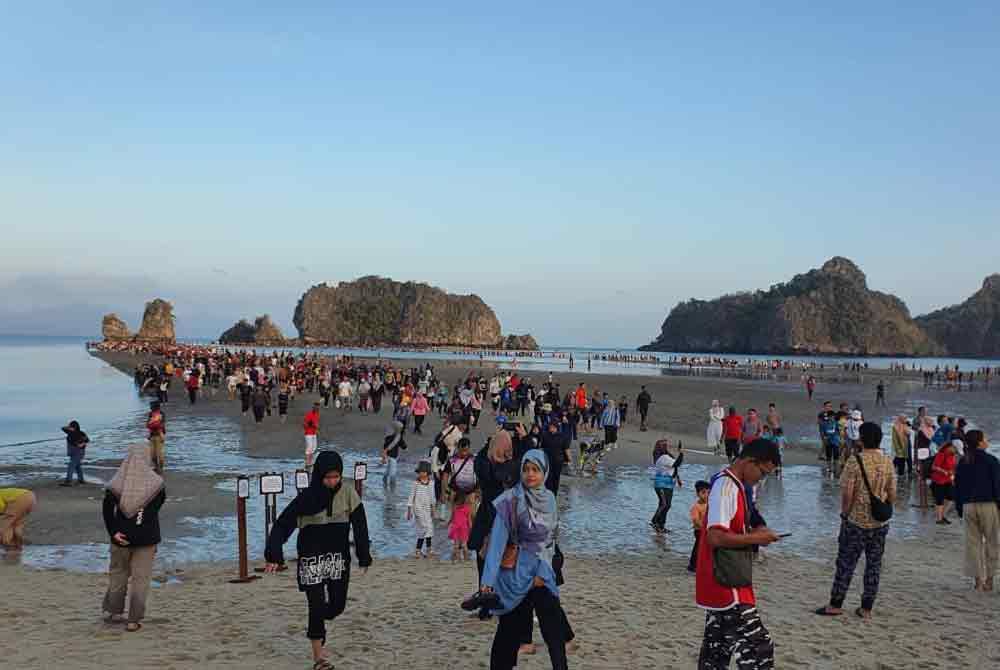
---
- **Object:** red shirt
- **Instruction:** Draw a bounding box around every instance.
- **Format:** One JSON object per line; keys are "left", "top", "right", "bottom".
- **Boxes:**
{"left": 303, "top": 409, "right": 319, "bottom": 436}
{"left": 147, "top": 411, "right": 165, "bottom": 438}
{"left": 930, "top": 450, "right": 956, "bottom": 486}
{"left": 696, "top": 469, "right": 756, "bottom": 610}
{"left": 722, "top": 415, "right": 743, "bottom": 440}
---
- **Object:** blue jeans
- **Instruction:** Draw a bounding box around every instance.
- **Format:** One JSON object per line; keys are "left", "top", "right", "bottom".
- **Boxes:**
{"left": 66, "top": 446, "right": 85, "bottom": 482}
{"left": 383, "top": 457, "right": 398, "bottom": 487}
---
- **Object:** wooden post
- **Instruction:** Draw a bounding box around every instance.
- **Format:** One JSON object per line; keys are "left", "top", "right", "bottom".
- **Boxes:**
{"left": 230, "top": 485, "right": 259, "bottom": 583}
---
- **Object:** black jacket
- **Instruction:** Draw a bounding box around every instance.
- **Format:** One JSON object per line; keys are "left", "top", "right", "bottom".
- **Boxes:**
{"left": 467, "top": 436, "right": 528, "bottom": 552}
{"left": 103, "top": 489, "right": 166, "bottom": 547}
{"left": 265, "top": 453, "right": 372, "bottom": 588}
{"left": 955, "top": 451, "right": 1000, "bottom": 517}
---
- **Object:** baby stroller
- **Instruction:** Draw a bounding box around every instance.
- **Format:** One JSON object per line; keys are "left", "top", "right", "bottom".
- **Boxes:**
{"left": 578, "top": 438, "right": 613, "bottom": 474}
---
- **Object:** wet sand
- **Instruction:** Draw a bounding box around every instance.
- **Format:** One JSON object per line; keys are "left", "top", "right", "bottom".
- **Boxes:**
{"left": 5, "top": 463, "right": 233, "bottom": 546}
{"left": 2, "top": 531, "right": 996, "bottom": 669}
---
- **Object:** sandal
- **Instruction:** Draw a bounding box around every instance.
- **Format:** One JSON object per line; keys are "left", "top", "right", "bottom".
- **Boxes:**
{"left": 125, "top": 622, "right": 142, "bottom": 632}
{"left": 813, "top": 606, "right": 842, "bottom": 616}
{"left": 313, "top": 659, "right": 334, "bottom": 670}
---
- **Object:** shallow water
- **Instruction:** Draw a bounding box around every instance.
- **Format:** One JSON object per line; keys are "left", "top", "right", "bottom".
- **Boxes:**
{"left": 0, "top": 336, "right": 993, "bottom": 572}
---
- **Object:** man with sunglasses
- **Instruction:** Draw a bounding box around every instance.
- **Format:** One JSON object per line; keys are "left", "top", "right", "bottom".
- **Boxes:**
{"left": 696, "top": 439, "right": 782, "bottom": 669}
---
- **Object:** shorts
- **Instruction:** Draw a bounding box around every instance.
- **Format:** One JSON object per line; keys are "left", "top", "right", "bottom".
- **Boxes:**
{"left": 930, "top": 482, "right": 953, "bottom": 506}
{"left": 304, "top": 434, "right": 318, "bottom": 455}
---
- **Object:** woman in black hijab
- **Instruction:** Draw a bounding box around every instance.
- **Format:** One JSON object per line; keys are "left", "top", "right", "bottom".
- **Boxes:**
{"left": 266, "top": 451, "right": 372, "bottom": 670}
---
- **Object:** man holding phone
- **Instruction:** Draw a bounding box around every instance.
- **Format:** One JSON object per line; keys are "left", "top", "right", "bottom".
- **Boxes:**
{"left": 696, "top": 439, "right": 781, "bottom": 669}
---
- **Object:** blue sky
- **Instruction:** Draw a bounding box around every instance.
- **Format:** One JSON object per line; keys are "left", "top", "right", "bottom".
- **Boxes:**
{"left": 2, "top": 2, "right": 998, "bottom": 346}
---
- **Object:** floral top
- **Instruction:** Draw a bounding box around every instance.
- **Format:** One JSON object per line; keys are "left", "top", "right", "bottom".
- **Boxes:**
{"left": 840, "top": 450, "right": 896, "bottom": 529}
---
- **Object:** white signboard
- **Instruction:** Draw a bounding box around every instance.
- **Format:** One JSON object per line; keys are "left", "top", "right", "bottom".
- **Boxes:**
{"left": 260, "top": 473, "right": 284, "bottom": 495}
{"left": 295, "top": 470, "right": 310, "bottom": 490}
{"left": 237, "top": 477, "right": 250, "bottom": 499}
{"left": 354, "top": 462, "right": 367, "bottom": 482}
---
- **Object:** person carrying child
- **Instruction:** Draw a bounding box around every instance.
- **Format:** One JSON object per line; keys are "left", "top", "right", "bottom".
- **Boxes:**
{"left": 407, "top": 460, "right": 436, "bottom": 557}
{"left": 264, "top": 451, "right": 372, "bottom": 670}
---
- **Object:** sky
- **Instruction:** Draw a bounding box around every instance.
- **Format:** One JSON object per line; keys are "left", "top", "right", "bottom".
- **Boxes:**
{"left": 2, "top": 2, "right": 998, "bottom": 346}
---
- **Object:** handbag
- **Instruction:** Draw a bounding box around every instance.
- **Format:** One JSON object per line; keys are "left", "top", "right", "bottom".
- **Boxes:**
{"left": 712, "top": 472, "right": 754, "bottom": 588}
{"left": 855, "top": 454, "right": 893, "bottom": 522}
{"left": 500, "top": 497, "right": 519, "bottom": 569}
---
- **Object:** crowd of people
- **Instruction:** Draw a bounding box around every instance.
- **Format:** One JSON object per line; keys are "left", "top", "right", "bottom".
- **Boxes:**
{"left": 5, "top": 342, "right": 999, "bottom": 670}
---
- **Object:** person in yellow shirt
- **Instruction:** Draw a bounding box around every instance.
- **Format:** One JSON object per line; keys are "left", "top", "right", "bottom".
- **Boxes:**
{"left": 0, "top": 488, "right": 36, "bottom": 549}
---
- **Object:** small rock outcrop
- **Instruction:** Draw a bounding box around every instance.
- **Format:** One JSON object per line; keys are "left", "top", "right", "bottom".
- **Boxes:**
{"left": 101, "top": 313, "right": 132, "bottom": 340}
{"left": 915, "top": 275, "right": 1000, "bottom": 358}
{"left": 501, "top": 334, "right": 540, "bottom": 350}
{"left": 640, "top": 257, "right": 941, "bottom": 356}
{"left": 293, "top": 276, "right": 502, "bottom": 347}
{"left": 136, "top": 299, "right": 176, "bottom": 343}
{"left": 219, "top": 315, "right": 286, "bottom": 346}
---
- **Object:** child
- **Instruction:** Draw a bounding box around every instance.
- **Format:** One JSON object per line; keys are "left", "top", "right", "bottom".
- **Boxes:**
{"left": 773, "top": 427, "right": 787, "bottom": 478}
{"left": 449, "top": 491, "right": 472, "bottom": 561}
{"left": 265, "top": 451, "right": 372, "bottom": 670}
{"left": 687, "top": 480, "right": 710, "bottom": 573}
{"left": 407, "top": 461, "right": 436, "bottom": 557}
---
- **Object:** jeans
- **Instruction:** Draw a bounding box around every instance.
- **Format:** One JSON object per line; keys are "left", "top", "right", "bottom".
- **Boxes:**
{"left": 66, "top": 446, "right": 85, "bottom": 482}
{"left": 383, "top": 457, "right": 398, "bottom": 486}
{"left": 651, "top": 487, "right": 674, "bottom": 527}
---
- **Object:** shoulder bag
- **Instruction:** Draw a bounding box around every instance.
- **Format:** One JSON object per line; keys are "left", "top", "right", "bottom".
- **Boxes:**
{"left": 500, "top": 496, "right": 519, "bottom": 569}
{"left": 712, "top": 472, "right": 754, "bottom": 588}
{"left": 854, "top": 454, "right": 893, "bottom": 522}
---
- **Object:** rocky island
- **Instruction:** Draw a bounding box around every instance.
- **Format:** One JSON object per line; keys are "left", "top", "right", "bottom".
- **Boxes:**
{"left": 100, "top": 298, "right": 176, "bottom": 344}
{"left": 293, "top": 276, "right": 504, "bottom": 347}
{"left": 640, "top": 257, "right": 941, "bottom": 356}
{"left": 218, "top": 315, "right": 286, "bottom": 346}
{"left": 916, "top": 275, "right": 1000, "bottom": 358}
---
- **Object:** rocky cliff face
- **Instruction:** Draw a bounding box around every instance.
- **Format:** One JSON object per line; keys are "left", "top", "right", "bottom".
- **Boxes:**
{"left": 293, "top": 276, "right": 502, "bottom": 347}
{"left": 640, "top": 257, "right": 942, "bottom": 356}
{"left": 501, "top": 334, "right": 540, "bottom": 350}
{"left": 219, "top": 315, "right": 286, "bottom": 345}
{"left": 101, "top": 313, "right": 132, "bottom": 340}
{"left": 915, "top": 275, "right": 1000, "bottom": 358}
{"left": 136, "top": 299, "right": 176, "bottom": 342}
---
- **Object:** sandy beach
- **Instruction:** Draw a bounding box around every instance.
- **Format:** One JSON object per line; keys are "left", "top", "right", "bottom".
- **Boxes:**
{"left": 3, "top": 349, "right": 999, "bottom": 669}
{"left": 3, "top": 531, "right": 997, "bottom": 669}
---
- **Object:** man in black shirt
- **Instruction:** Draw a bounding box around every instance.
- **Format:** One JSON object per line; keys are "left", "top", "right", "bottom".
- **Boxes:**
{"left": 637, "top": 386, "right": 652, "bottom": 431}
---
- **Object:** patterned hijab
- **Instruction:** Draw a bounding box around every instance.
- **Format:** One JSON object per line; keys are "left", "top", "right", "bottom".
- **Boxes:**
{"left": 108, "top": 443, "right": 164, "bottom": 519}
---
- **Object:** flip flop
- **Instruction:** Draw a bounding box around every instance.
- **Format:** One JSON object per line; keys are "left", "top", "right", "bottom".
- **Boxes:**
{"left": 814, "top": 607, "right": 842, "bottom": 616}
{"left": 125, "top": 622, "right": 142, "bottom": 632}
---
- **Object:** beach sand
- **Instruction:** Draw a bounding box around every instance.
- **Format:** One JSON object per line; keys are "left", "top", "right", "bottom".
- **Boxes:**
{"left": 2, "top": 531, "right": 996, "bottom": 669}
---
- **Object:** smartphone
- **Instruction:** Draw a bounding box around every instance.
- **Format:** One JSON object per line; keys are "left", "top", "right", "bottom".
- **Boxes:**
{"left": 777, "top": 533, "right": 792, "bottom": 538}
{"left": 503, "top": 421, "right": 522, "bottom": 433}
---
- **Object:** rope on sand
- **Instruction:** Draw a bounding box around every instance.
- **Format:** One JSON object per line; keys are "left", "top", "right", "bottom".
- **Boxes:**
{"left": 0, "top": 437, "right": 65, "bottom": 449}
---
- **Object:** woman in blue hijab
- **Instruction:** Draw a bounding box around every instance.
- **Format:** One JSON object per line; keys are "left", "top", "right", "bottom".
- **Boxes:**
{"left": 480, "top": 449, "right": 570, "bottom": 670}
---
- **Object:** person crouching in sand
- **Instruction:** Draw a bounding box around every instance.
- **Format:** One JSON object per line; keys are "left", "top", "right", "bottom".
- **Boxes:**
{"left": 265, "top": 451, "right": 372, "bottom": 670}
{"left": 0, "top": 487, "right": 36, "bottom": 550}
